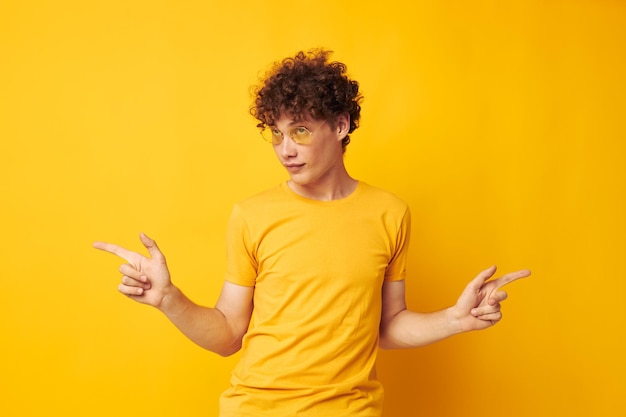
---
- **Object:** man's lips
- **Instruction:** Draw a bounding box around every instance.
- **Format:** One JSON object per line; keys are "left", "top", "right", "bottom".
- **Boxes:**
{"left": 284, "top": 163, "right": 305, "bottom": 172}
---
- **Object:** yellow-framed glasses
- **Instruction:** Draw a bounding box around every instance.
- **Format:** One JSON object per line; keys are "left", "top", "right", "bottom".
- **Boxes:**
{"left": 260, "top": 120, "right": 327, "bottom": 145}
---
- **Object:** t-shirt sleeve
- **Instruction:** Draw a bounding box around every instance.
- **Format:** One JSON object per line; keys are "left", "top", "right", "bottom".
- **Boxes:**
{"left": 224, "top": 204, "right": 257, "bottom": 287}
{"left": 384, "top": 205, "right": 411, "bottom": 282}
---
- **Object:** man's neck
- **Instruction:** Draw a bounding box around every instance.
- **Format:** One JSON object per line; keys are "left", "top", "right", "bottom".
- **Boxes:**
{"left": 287, "top": 175, "right": 358, "bottom": 201}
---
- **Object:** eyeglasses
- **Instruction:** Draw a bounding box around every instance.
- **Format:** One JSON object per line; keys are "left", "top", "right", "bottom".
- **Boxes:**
{"left": 260, "top": 120, "right": 327, "bottom": 145}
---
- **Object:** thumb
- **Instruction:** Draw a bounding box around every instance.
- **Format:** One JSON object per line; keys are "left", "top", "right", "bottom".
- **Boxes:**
{"left": 467, "top": 265, "right": 497, "bottom": 292}
{"left": 139, "top": 232, "right": 165, "bottom": 261}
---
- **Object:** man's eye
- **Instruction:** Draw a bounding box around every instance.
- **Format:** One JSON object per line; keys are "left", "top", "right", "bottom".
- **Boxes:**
{"left": 271, "top": 128, "right": 282, "bottom": 137}
{"left": 293, "top": 127, "right": 308, "bottom": 136}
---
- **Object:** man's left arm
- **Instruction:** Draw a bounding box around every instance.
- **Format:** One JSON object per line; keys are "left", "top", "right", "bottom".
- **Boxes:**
{"left": 379, "top": 266, "right": 530, "bottom": 349}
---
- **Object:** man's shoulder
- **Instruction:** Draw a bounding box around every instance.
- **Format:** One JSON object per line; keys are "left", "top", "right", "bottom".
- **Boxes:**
{"left": 358, "top": 182, "right": 409, "bottom": 209}
{"left": 234, "top": 183, "right": 286, "bottom": 209}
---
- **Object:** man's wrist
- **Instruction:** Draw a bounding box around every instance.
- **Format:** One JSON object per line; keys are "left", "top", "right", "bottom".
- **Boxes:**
{"left": 445, "top": 305, "right": 467, "bottom": 335}
{"left": 157, "top": 284, "right": 182, "bottom": 316}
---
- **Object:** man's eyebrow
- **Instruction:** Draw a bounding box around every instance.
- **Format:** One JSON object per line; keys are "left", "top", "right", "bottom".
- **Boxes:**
{"left": 288, "top": 119, "right": 313, "bottom": 126}
{"left": 271, "top": 117, "right": 313, "bottom": 129}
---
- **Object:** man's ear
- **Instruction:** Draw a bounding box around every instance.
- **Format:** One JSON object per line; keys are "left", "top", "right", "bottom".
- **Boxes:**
{"left": 335, "top": 113, "right": 351, "bottom": 140}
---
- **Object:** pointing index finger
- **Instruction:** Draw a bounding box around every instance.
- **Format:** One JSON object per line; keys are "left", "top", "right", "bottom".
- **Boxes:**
{"left": 93, "top": 241, "right": 136, "bottom": 263}
{"left": 491, "top": 269, "right": 531, "bottom": 291}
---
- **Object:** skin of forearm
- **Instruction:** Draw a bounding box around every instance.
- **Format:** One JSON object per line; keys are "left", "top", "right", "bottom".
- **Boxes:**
{"left": 157, "top": 286, "right": 243, "bottom": 356}
{"left": 379, "top": 308, "right": 464, "bottom": 350}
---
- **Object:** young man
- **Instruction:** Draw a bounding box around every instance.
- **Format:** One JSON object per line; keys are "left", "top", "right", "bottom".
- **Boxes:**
{"left": 94, "top": 49, "right": 530, "bottom": 417}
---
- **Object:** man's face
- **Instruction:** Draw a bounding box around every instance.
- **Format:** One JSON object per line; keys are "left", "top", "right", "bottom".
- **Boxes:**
{"left": 271, "top": 114, "right": 346, "bottom": 191}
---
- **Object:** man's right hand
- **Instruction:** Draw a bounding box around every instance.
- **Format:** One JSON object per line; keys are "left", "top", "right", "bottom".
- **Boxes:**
{"left": 93, "top": 233, "right": 172, "bottom": 308}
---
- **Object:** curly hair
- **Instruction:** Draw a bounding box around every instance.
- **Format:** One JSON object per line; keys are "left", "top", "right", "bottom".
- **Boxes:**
{"left": 250, "top": 49, "right": 363, "bottom": 149}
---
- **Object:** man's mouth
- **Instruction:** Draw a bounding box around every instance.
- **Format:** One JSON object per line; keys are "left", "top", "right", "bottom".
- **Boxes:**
{"left": 284, "top": 163, "right": 304, "bottom": 172}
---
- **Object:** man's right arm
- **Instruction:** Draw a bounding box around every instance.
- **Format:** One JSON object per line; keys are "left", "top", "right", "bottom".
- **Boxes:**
{"left": 159, "top": 281, "right": 253, "bottom": 356}
{"left": 94, "top": 233, "right": 254, "bottom": 357}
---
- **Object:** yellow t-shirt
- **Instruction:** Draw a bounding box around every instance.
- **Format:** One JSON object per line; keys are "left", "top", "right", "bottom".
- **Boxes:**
{"left": 220, "top": 181, "right": 411, "bottom": 417}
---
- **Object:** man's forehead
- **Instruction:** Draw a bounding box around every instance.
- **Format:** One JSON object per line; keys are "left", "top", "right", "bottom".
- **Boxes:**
{"left": 274, "top": 113, "right": 317, "bottom": 126}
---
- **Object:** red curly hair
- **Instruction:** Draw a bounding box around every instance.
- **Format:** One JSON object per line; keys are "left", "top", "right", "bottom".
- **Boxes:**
{"left": 250, "top": 49, "right": 363, "bottom": 149}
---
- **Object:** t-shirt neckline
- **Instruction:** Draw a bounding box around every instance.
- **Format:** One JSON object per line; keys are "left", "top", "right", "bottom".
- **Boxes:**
{"left": 280, "top": 181, "right": 363, "bottom": 206}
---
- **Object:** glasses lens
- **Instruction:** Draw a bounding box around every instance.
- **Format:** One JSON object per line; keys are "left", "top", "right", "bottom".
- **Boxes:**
{"left": 289, "top": 126, "right": 312, "bottom": 144}
{"left": 260, "top": 125, "right": 315, "bottom": 145}
{"left": 260, "top": 128, "right": 282, "bottom": 144}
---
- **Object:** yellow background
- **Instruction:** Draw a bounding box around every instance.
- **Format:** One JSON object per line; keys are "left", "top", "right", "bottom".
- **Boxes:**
{"left": 1, "top": 1, "right": 624, "bottom": 416}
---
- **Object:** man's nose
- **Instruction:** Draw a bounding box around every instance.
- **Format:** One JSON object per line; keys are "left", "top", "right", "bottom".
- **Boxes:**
{"left": 277, "top": 135, "right": 297, "bottom": 157}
